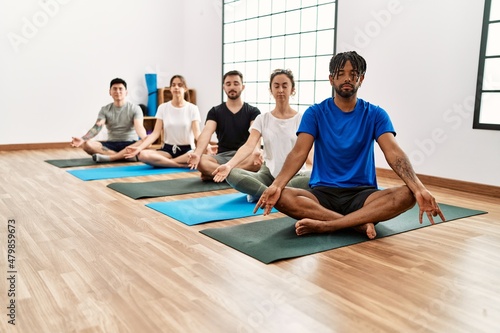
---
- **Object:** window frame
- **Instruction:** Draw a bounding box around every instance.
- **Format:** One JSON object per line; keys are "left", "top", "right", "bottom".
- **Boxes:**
{"left": 473, "top": 0, "right": 500, "bottom": 130}
{"left": 222, "top": 0, "right": 338, "bottom": 114}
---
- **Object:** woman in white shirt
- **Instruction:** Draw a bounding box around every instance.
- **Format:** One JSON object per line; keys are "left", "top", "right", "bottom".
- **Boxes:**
{"left": 125, "top": 75, "right": 201, "bottom": 167}
{"left": 212, "top": 69, "right": 311, "bottom": 201}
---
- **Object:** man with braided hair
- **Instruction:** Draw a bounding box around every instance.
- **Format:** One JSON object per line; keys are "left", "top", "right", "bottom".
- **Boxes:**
{"left": 255, "top": 51, "right": 445, "bottom": 239}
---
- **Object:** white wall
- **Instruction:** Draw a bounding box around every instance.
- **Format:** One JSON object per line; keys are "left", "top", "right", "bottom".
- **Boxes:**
{"left": 1, "top": 0, "right": 498, "bottom": 187}
{"left": 0, "top": 0, "right": 221, "bottom": 144}
{"left": 337, "top": 0, "right": 500, "bottom": 187}
{"left": 180, "top": 0, "right": 223, "bottom": 125}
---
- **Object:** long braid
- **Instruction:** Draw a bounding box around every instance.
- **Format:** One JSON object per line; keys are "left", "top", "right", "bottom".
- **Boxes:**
{"left": 329, "top": 51, "right": 367, "bottom": 78}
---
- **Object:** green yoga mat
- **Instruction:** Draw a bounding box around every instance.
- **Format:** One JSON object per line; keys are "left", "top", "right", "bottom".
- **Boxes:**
{"left": 107, "top": 177, "right": 232, "bottom": 199}
{"left": 45, "top": 158, "right": 114, "bottom": 168}
{"left": 200, "top": 203, "right": 487, "bottom": 264}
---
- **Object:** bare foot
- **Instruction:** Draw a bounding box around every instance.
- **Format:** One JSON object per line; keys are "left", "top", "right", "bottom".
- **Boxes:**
{"left": 295, "top": 218, "right": 334, "bottom": 235}
{"left": 353, "top": 223, "right": 377, "bottom": 239}
{"left": 200, "top": 174, "right": 214, "bottom": 181}
{"left": 296, "top": 219, "right": 377, "bottom": 239}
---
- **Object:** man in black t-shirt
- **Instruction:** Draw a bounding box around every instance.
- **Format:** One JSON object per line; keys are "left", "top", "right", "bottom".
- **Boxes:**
{"left": 188, "top": 70, "right": 262, "bottom": 180}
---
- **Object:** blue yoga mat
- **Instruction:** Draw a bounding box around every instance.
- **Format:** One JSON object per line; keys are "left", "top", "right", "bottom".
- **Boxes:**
{"left": 146, "top": 193, "right": 278, "bottom": 226}
{"left": 67, "top": 164, "right": 194, "bottom": 181}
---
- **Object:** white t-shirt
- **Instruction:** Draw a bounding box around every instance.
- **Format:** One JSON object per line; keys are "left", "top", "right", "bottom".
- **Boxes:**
{"left": 251, "top": 112, "right": 306, "bottom": 178}
{"left": 155, "top": 101, "right": 201, "bottom": 147}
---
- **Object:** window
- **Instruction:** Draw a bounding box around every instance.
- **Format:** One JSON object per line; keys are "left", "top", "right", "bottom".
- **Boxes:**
{"left": 474, "top": 0, "right": 500, "bottom": 130}
{"left": 223, "top": 0, "right": 337, "bottom": 113}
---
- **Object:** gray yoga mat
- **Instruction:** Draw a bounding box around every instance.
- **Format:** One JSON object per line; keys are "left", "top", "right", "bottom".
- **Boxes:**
{"left": 107, "top": 177, "right": 232, "bottom": 199}
{"left": 200, "top": 203, "right": 487, "bottom": 264}
{"left": 45, "top": 158, "right": 111, "bottom": 168}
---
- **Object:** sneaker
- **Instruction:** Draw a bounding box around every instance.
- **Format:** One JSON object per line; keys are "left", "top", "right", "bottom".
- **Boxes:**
{"left": 247, "top": 194, "right": 259, "bottom": 203}
{"left": 92, "top": 154, "right": 111, "bottom": 163}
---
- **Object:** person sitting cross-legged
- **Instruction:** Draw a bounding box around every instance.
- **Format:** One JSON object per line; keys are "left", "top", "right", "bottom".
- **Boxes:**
{"left": 212, "top": 69, "right": 311, "bottom": 202}
{"left": 125, "top": 75, "right": 201, "bottom": 167}
{"left": 254, "top": 51, "right": 445, "bottom": 239}
{"left": 71, "top": 78, "right": 147, "bottom": 163}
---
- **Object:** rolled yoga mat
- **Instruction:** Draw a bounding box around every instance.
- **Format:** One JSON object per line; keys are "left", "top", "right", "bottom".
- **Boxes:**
{"left": 146, "top": 193, "right": 278, "bottom": 226}
{"left": 145, "top": 73, "right": 157, "bottom": 116}
{"left": 107, "top": 177, "right": 232, "bottom": 199}
{"left": 67, "top": 164, "right": 195, "bottom": 181}
{"left": 200, "top": 203, "right": 487, "bottom": 264}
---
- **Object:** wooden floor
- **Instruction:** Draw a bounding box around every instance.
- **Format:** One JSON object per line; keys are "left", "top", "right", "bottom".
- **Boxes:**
{"left": 0, "top": 148, "right": 499, "bottom": 333}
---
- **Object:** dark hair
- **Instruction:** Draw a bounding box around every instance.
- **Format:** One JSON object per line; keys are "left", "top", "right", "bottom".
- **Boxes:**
{"left": 329, "top": 51, "right": 367, "bottom": 78}
{"left": 270, "top": 69, "right": 295, "bottom": 89}
{"left": 170, "top": 75, "right": 188, "bottom": 89}
{"left": 110, "top": 78, "right": 127, "bottom": 89}
{"left": 223, "top": 70, "right": 243, "bottom": 83}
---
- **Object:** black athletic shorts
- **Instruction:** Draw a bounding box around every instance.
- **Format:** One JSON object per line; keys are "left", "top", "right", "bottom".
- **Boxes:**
{"left": 159, "top": 144, "right": 192, "bottom": 158}
{"left": 102, "top": 141, "right": 136, "bottom": 152}
{"left": 310, "top": 186, "right": 379, "bottom": 216}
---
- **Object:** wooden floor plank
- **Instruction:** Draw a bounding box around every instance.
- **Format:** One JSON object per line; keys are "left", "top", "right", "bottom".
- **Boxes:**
{"left": 0, "top": 148, "right": 499, "bottom": 333}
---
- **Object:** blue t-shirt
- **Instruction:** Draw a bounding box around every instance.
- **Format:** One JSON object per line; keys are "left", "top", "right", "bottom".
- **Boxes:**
{"left": 298, "top": 97, "right": 395, "bottom": 188}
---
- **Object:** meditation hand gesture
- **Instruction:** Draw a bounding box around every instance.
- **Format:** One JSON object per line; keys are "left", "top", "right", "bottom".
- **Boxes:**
{"left": 252, "top": 150, "right": 264, "bottom": 166}
{"left": 70, "top": 137, "right": 84, "bottom": 148}
{"left": 124, "top": 146, "right": 140, "bottom": 159}
{"left": 212, "top": 163, "right": 232, "bottom": 183}
{"left": 254, "top": 185, "right": 282, "bottom": 215}
{"left": 187, "top": 153, "right": 200, "bottom": 170}
{"left": 206, "top": 144, "right": 218, "bottom": 155}
{"left": 415, "top": 189, "right": 445, "bottom": 225}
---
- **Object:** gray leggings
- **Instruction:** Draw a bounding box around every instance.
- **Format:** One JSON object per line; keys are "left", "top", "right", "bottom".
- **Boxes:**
{"left": 226, "top": 164, "right": 311, "bottom": 198}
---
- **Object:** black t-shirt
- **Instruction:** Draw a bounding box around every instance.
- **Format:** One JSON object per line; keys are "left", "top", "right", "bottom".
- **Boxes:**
{"left": 206, "top": 102, "right": 261, "bottom": 153}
